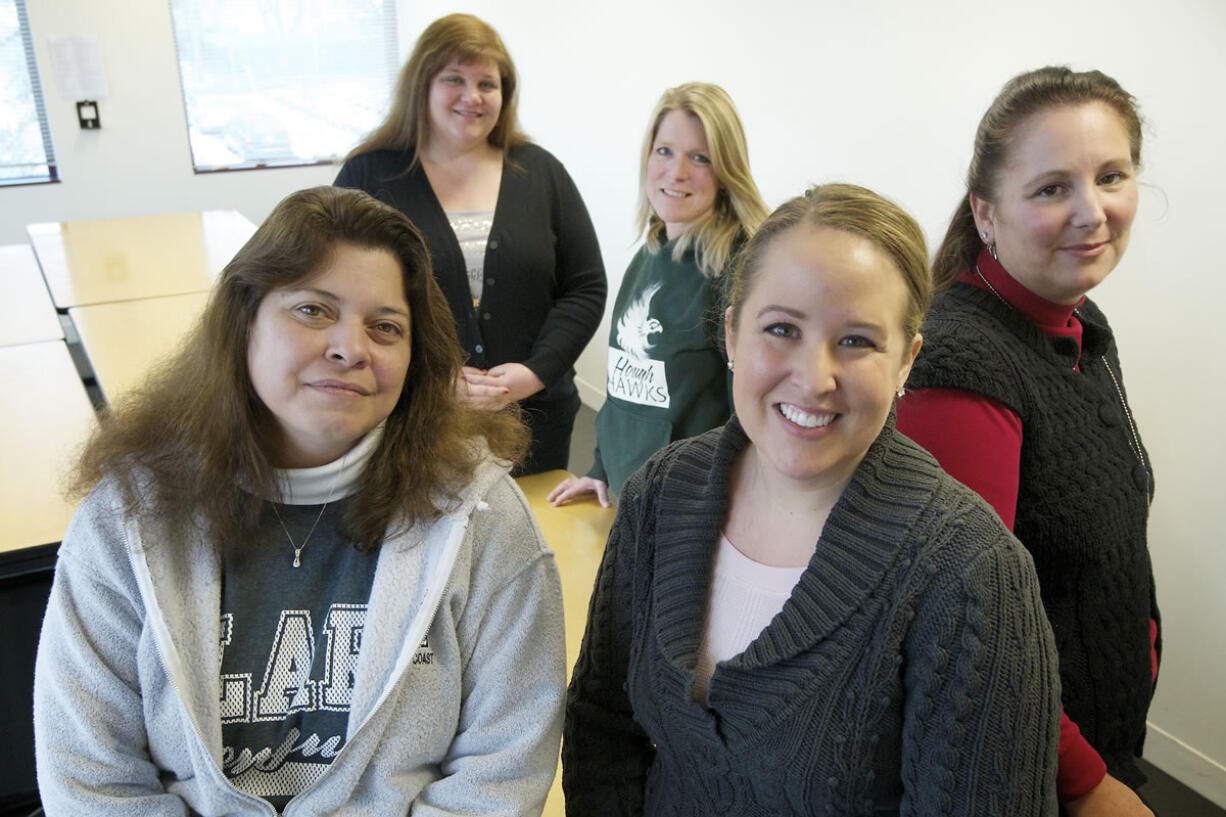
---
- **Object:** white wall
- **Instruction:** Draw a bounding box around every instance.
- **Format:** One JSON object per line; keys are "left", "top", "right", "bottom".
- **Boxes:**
{"left": 0, "top": 0, "right": 338, "bottom": 244}
{"left": 2, "top": 0, "right": 1223, "bottom": 804}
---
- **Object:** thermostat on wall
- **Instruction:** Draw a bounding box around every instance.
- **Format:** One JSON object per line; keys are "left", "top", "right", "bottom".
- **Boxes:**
{"left": 76, "top": 100, "right": 100, "bottom": 129}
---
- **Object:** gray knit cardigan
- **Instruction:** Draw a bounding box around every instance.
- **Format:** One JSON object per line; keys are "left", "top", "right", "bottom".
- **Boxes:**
{"left": 563, "top": 416, "right": 1060, "bottom": 816}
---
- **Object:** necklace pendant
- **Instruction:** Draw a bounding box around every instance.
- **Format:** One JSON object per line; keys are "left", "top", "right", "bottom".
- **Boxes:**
{"left": 293, "top": 549, "right": 302, "bottom": 568}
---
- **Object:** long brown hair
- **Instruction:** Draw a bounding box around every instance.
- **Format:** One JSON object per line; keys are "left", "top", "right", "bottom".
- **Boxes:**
{"left": 637, "top": 82, "right": 769, "bottom": 278}
{"left": 72, "top": 186, "right": 527, "bottom": 549}
{"left": 934, "top": 66, "right": 1143, "bottom": 289}
{"left": 346, "top": 13, "right": 527, "bottom": 165}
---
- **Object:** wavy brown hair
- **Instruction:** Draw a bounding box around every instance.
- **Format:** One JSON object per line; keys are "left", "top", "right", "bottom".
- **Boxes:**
{"left": 934, "top": 66, "right": 1143, "bottom": 289}
{"left": 346, "top": 13, "right": 527, "bottom": 165}
{"left": 72, "top": 186, "right": 527, "bottom": 549}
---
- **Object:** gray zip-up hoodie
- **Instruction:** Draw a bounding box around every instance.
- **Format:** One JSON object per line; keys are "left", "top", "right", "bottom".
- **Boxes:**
{"left": 34, "top": 452, "right": 565, "bottom": 816}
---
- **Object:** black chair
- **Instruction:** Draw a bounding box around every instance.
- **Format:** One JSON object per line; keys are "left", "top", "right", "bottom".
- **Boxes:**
{"left": 0, "top": 544, "right": 56, "bottom": 817}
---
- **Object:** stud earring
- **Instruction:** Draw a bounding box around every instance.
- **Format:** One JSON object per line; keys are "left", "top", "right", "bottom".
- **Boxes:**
{"left": 896, "top": 386, "right": 906, "bottom": 399}
{"left": 727, "top": 359, "right": 734, "bottom": 372}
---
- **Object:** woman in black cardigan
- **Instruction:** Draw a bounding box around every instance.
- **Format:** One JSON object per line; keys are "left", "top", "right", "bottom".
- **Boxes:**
{"left": 336, "top": 13, "right": 606, "bottom": 474}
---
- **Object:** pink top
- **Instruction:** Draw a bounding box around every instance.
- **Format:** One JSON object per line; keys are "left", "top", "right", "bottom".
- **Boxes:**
{"left": 692, "top": 533, "right": 806, "bottom": 703}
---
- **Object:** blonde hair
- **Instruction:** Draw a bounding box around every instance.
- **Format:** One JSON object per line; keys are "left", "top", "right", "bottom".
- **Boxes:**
{"left": 636, "top": 83, "right": 769, "bottom": 278}
{"left": 347, "top": 13, "right": 527, "bottom": 164}
{"left": 729, "top": 183, "right": 932, "bottom": 340}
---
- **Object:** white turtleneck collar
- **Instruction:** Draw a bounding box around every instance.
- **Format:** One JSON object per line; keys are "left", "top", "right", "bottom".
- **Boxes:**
{"left": 272, "top": 425, "right": 383, "bottom": 505}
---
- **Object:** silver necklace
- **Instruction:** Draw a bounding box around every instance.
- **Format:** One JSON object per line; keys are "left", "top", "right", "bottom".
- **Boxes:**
{"left": 976, "top": 263, "right": 1148, "bottom": 477}
{"left": 271, "top": 457, "right": 345, "bottom": 568}
{"left": 1098, "top": 354, "right": 1149, "bottom": 478}
{"left": 974, "top": 263, "right": 1009, "bottom": 305}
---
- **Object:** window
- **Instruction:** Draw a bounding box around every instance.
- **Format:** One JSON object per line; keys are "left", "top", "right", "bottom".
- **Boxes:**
{"left": 168, "top": 0, "right": 399, "bottom": 172}
{"left": 0, "top": 0, "right": 57, "bottom": 186}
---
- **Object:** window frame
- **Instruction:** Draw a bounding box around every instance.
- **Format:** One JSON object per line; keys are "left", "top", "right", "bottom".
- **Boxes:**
{"left": 0, "top": 0, "right": 58, "bottom": 187}
{"left": 167, "top": 0, "right": 400, "bottom": 175}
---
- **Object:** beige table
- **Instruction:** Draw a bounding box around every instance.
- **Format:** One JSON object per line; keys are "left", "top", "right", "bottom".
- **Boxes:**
{"left": 514, "top": 469, "right": 616, "bottom": 817}
{"left": 0, "top": 341, "right": 96, "bottom": 555}
{"left": 27, "top": 210, "right": 254, "bottom": 309}
{"left": 0, "top": 244, "right": 63, "bottom": 347}
{"left": 69, "top": 291, "right": 210, "bottom": 405}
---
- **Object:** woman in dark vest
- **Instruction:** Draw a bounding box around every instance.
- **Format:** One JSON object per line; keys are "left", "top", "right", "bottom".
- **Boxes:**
{"left": 896, "top": 66, "right": 1158, "bottom": 817}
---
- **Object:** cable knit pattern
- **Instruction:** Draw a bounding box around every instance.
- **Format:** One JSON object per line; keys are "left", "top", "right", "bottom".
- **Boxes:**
{"left": 563, "top": 417, "right": 1060, "bottom": 816}
{"left": 906, "top": 282, "right": 1157, "bottom": 787}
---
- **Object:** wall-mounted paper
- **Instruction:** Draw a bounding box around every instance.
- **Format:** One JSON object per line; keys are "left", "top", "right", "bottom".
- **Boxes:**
{"left": 48, "top": 34, "right": 108, "bottom": 99}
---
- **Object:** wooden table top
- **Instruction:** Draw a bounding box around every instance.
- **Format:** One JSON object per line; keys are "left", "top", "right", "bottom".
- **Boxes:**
{"left": 27, "top": 210, "right": 254, "bottom": 309}
{"left": 68, "top": 291, "right": 210, "bottom": 406}
{"left": 513, "top": 469, "right": 616, "bottom": 817}
{"left": 0, "top": 244, "right": 63, "bottom": 347}
{"left": 0, "top": 341, "right": 96, "bottom": 554}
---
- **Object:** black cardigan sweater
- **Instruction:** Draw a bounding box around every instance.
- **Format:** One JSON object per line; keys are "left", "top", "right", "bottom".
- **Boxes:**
{"left": 335, "top": 143, "right": 607, "bottom": 408}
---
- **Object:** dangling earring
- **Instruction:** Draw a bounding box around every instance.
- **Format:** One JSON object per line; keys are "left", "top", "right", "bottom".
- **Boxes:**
{"left": 727, "top": 359, "right": 734, "bottom": 372}
{"left": 980, "top": 230, "right": 998, "bottom": 260}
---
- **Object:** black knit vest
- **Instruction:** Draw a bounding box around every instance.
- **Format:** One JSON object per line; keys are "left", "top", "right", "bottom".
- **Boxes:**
{"left": 906, "top": 283, "right": 1158, "bottom": 787}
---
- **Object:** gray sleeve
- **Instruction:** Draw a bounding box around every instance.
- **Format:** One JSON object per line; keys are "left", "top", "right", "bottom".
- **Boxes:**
{"left": 33, "top": 492, "right": 190, "bottom": 816}
{"left": 412, "top": 477, "right": 567, "bottom": 817}
{"left": 561, "top": 469, "right": 653, "bottom": 816}
{"left": 900, "top": 531, "right": 1061, "bottom": 817}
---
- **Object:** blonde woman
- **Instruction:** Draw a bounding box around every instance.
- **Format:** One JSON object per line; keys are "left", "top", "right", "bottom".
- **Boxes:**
{"left": 563, "top": 185, "right": 1059, "bottom": 815}
{"left": 336, "top": 13, "right": 606, "bottom": 475}
{"left": 549, "top": 82, "right": 768, "bottom": 507}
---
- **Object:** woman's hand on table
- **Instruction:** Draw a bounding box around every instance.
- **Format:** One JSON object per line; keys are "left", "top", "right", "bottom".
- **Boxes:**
{"left": 547, "top": 476, "right": 610, "bottom": 508}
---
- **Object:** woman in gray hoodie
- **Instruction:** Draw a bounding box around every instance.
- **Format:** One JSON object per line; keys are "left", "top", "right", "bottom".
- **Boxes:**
{"left": 34, "top": 186, "right": 565, "bottom": 816}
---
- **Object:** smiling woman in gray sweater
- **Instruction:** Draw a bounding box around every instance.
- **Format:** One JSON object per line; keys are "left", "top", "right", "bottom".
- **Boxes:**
{"left": 563, "top": 184, "right": 1060, "bottom": 816}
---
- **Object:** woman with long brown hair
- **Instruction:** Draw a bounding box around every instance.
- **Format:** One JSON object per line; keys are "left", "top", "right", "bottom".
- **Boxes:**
{"left": 34, "top": 187, "right": 565, "bottom": 816}
{"left": 336, "top": 13, "right": 606, "bottom": 475}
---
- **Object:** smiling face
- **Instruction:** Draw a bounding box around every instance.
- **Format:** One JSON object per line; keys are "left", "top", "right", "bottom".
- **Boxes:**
{"left": 646, "top": 109, "right": 720, "bottom": 240}
{"left": 726, "top": 225, "right": 921, "bottom": 492}
{"left": 426, "top": 57, "right": 503, "bottom": 152}
{"left": 972, "top": 102, "right": 1139, "bottom": 304}
{"left": 247, "top": 242, "right": 412, "bottom": 468}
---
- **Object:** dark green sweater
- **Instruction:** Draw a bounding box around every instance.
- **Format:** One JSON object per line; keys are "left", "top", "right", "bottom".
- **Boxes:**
{"left": 589, "top": 242, "right": 730, "bottom": 494}
{"left": 564, "top": 417, "right": 1060, "bottom": 816}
